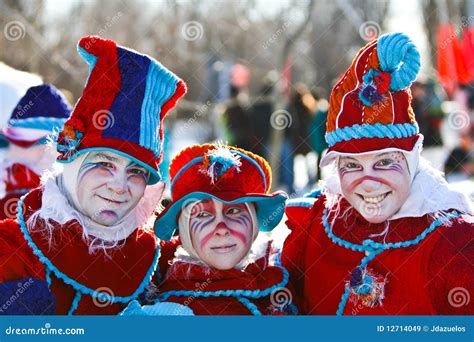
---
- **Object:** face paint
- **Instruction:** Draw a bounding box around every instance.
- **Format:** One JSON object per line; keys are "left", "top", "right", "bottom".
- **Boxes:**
{"left": 76, "top": 151, "right": 149, "bottom": 226}
{"left": 188, "top": 199, "right": 253, "bottom": 270}
{"left": 338, "top": 152, "right": 410, "bottom": 223}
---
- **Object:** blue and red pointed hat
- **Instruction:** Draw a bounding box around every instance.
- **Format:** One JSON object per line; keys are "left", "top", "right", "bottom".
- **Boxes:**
{"left": 3, "top": 84, "right": 71, "bottom": 147}
{"left": 56, "top": 36, "right": 187, "bottom": 184}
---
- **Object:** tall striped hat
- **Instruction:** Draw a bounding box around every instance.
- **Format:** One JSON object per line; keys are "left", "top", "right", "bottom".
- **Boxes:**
{"left": 56, "top": 36, "right": 187, "bottom": 184}
{"left": 320, "top": 32, "right": 422, "bottom": 166}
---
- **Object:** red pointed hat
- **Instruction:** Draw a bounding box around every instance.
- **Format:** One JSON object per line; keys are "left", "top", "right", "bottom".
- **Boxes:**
{"left": 56, "top": 36, "right": 187, "bottom": 184}
{"left": 320, "top": 32, "right": 422, "bottom": 166}
{"left": 154, "top": 143, "right": 288, "bottom": 241}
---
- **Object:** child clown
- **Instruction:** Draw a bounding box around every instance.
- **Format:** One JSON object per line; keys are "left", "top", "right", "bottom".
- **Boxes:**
{"left": 0, "top": 36, "right": 186, "bottom": 315}
{"left": 121, "top": 144, "right": 294, "bottom": 315}
{"left": 282, "top": 32, "right": 474, "bottom": 315}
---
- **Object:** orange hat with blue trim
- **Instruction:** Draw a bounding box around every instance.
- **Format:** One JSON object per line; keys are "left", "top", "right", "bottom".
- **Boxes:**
{"left": 320, "top": 32, "right": 422, "bottom": 166}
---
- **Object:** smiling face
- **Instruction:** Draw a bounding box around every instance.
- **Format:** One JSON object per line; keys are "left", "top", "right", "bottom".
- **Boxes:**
{"left": 338, "top": 152, "right": 411, "bottom": 223}
{"left": 76, "top": 151, "right": 150, "bottom": 226}
{"left": 188, "top": 199, "right": 254, "bottom": 270}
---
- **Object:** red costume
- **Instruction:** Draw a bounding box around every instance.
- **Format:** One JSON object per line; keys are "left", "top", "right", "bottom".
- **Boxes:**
{"left": 157, "top": 241, "right": 294, "bottom": 315}
{"left": 0, "top": 163, "right": 40, "bottom": 220}
{"left": 282, "top": 192, "right": 474, "bottom": 315}
{"left": 0, "top": 188, "right": 159, "bottom": 315}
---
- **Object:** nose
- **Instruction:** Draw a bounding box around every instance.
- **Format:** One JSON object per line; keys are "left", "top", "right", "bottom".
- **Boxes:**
{"left": 214, "top": 222, "right": 230, "bottom": 237}
{"left": 107, "top": 175, "right": 128, "bottom": 195}
{"left": 360, "top": 178, "right": 382, "bottom": 193}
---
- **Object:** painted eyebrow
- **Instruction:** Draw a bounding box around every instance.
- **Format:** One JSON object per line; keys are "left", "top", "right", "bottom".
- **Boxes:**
{"left": 92, "top": 153, "right": 119, "bottom": 162}
{"left": 126, "top": 161, "right": 147, "bottom": 169}
{"left": 339, "top": 156, "right": 359, "bottom": 162}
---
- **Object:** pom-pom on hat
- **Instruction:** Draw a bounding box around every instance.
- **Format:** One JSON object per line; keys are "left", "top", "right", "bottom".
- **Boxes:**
{"left": 3, "top": 84, "right": 71, "bottom": 147}
{"left": 320, "top": 32, "right": 422, "bottom": 166}
{"left": 56, "top": 36, "right": 187, "bottom": 184}
{"left": 154, "top": 143, "right": 288, "bottom": 241}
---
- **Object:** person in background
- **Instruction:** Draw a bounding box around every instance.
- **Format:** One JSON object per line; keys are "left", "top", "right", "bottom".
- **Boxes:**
{"left": 0, "top": 84, "right": 71, "bottom": 220}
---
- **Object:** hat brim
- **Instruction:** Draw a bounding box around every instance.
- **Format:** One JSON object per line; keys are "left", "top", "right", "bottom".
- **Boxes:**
{"left": 56, "top": 147, "right": 161, "bottom": 184}
{"left": 154, "top": 191, "right": 288, "bottom": 241}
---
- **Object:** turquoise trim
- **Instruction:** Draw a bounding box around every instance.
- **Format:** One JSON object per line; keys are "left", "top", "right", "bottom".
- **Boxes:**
{"left": 377, "top": 33, "right": 421, "bottom": 92}
{"left": 321, "top": 207, "right": 462, "bottom": 315}
{"left": 8, "top": 189, "right": 31, "bottom": 196}
{"left": 68, "top": 291, "right": 82, "bottom": 315}
{"left": 77, "top": 46, "right": 98, "bottom": 85}
{"left": 154, "top": 191, "right": 288, "bottom": 241}
{"left": 286, "top": 198, "right": 316, "bottom": 209}
{"left": 157, "top": 264, "right": 289, "bottom": 316}
{"left": 304, "top": 188, "right": 322, "bottom": 199}
{"left": 170, "top": 151, "right": 268, "bottom": 193}
{"left": 139, "top": 61, "right": 178, "bottom": 158}
{"left": 16, "top": 194, "right": 161, "bottom": 314}
{"left": 45, "top": 268, "right": 52, "bottom": 289}
{"left": 325, "top": 123, "right": 419, "bottom": 147}
{"left": 56, "top": 147, "right": 161, "bottom": 185}
{"left": 8, "top": 117, "right": 67, "bottom": 131}
{"left": 236, "top": 297, "right": 262, "bottom": 315}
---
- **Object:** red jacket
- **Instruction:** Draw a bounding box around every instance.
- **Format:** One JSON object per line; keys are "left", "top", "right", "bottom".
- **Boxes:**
{"left": 282, "top": 192, "right": 474, "bottom": 315}
{"left": 157, "top": 241, "right": 295, "bottom": 315}
{"left": 0, "top": 163, "right": 41, "bottom": 220}
{"left": 0, "top": 188, "right": 159, "bottom": 315}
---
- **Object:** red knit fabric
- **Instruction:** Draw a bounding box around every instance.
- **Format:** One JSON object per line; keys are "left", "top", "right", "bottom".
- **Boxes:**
{"left": 169, "top": 144, "right": 272, "bottom": 201}
{"left": 158, "top": 243, "right": 290, "bottom": 315}
{"left": 282, "top": 194, "right": 474, "bottom": 315}
{"left": 0, "top": 188, "right": 159, "bottom": 315}
{"left": 0, "top": 164, "right": 41, "bottom": 220}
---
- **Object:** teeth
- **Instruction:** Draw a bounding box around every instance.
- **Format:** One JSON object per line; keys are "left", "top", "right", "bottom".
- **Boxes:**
{"left": 362, "top": 193, "right": 388, "bottom": 204}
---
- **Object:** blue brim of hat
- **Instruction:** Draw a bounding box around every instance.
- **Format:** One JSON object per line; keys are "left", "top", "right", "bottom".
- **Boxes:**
{"left": 154, "top": 191, "right": 288, "bottom": 241}
{"left": 56, "top": 147, "right": 161, "bottom": 185}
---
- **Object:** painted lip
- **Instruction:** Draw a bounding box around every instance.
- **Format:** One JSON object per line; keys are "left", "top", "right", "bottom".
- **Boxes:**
{"left": 356, "top": 191, "right": 392, "bottom": 205}
{"left": 96, "top": 194, "right": 128, "bottom": 205}
{"left": 210, "top": 244, "right": 237, "bottom": 254}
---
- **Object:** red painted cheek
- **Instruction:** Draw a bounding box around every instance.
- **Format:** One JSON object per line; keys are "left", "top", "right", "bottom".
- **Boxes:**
{"left": 199, "top": 223, "right": 248, "bottom": 250}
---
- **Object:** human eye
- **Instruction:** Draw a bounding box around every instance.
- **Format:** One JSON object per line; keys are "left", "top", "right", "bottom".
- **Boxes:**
{"left": 375, "top": 158, "right": 394, "bottom": 168}
{"left": 98, "top": 161, "right": 114, "bottom": 168}
{"left": 226, "top": 207, "right": 242, "bottom": 215}
{"left": 339, "top": 161, "right": 362, "bottom": 171}
{"left": 196, "top": 211, "right": 211, "bottom": 218}
{"left": 128, "top": 167, "right": 148, "bottom": 176}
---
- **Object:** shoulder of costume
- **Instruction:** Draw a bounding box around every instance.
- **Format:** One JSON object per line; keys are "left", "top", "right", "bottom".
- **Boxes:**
{"left": 285, "top": 188, "right": 324, "bottom": 224}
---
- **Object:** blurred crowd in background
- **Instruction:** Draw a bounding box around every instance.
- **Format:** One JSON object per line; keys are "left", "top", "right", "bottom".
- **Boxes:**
{"left": 1, "top": 0, "right": 473, "bottom": 200}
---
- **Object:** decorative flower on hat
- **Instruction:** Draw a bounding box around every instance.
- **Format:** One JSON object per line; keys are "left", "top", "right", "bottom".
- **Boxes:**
{"left": 359, "top": 69, "right": 392, "bottom": 106}
{"left": 200, "top": 144, "right": 242, "bottom": 184}
{"left": 56, "top": 119, "right": 85, "bottom": 159}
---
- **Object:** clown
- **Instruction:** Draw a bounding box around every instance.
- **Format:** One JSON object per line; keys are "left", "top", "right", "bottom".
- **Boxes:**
{"left": 282, "top": 32, "right": 474, "bottom": 315}
{"left": 0, "top": 36, "right": 186, "bottom": 315}
{"left": 0, "top": 84, "right": 71, "bottom": 220}
{"left": 121, "top": 144, "right": 293, "bottom": 315}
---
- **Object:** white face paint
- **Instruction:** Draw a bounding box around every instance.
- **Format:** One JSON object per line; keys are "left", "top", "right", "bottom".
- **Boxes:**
{"left": 338, "top": 152, "right": 411, "bottom": 223}
{"left": 76, "top": 151, "right": 149, "bottom": 226}
{"left": 188, "top": 199, "right": 254, "bottom": 270}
